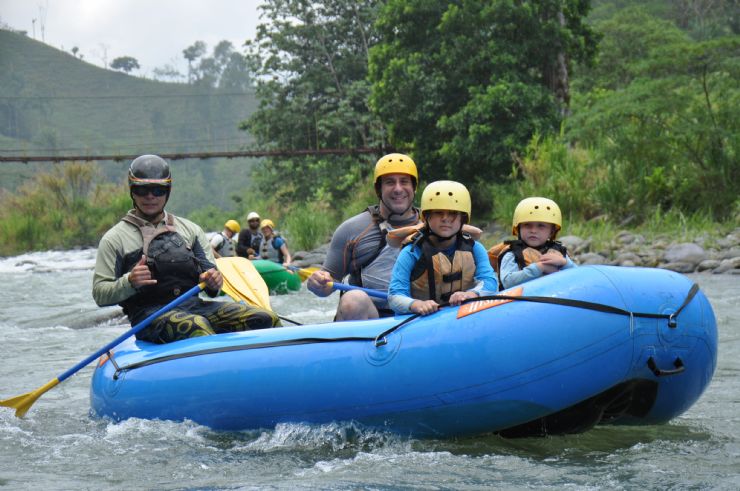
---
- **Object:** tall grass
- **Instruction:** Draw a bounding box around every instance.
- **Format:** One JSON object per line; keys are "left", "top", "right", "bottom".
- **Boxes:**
{"left": 282, "top": 202, "right": 335, "bottom": 251}
{"left": 0, "top": 162, "right": 129, "bottom": 256}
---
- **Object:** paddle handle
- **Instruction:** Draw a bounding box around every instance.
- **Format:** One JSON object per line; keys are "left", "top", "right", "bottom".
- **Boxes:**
{"left": 329, "top": 281, "right": 388, "bottom": 300}
{"left": 57, "top": 282, "right": 205, "bottom": 383}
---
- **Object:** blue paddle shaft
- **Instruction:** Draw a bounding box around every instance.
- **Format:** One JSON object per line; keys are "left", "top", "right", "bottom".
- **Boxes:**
{"left": 57, "top": 283, "right": 204, "bottom": 383}
{"left": 331, "top": 282, "right": 388, "bottom": 300}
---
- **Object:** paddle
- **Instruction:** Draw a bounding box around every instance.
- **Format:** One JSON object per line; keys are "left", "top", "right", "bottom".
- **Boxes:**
{"left": 216, "top": 257, "right": 271, "bottom": 310}
{"left": 285, "top": 265, "right": 320, "bottom": 281}
{"left": 328, "top": 281, "right": 388, "bottom": 300}
{"left": 1, "top": 282, "right": 206, "bottom": 418}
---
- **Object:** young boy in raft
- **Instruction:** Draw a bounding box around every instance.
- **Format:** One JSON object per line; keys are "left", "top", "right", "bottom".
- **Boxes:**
{"left": 489, "top": 197, "right": 577, "bottom": 290}
{"left": 387, "top": 181, "right": 498, "bottom": 316}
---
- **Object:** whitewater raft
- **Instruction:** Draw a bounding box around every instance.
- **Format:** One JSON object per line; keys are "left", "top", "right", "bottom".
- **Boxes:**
{"left": 252, "top": 259, "right": 302, "bottom": 294}
{"left": 90, "top": 266, "right": 717, "bottom": 437}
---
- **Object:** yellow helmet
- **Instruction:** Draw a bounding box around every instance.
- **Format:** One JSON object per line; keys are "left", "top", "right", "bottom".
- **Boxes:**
{"left": 420, "top": 180, "right": 471, "bottom": 223}
{"left": 224, "top": 219, "right": 240, "bottom": 234}
{"left": 260, "top": 219, "right": 275, "bottom": 230}
{"left": 373, "top": 153, "right": 418, "bottom": 193}
{"left": 512, "top": 197, "right": 562, "bottom": 237}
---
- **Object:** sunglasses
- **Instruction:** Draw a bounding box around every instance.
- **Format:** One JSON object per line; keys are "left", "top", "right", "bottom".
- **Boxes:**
{"left": 132, "top": 186, "right": 168, "bottom": 197}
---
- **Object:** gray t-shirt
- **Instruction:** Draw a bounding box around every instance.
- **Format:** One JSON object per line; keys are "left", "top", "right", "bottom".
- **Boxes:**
{"left": 323, "top": 206, "right": 420, "bottom": 284}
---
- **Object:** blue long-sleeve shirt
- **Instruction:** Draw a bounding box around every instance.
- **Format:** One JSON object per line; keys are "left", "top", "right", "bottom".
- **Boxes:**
{"left": 498, "top": 250, "right": 577, "bottom": 290}
{"left": 388, "top": 239, "right": 498, "bottom": 314}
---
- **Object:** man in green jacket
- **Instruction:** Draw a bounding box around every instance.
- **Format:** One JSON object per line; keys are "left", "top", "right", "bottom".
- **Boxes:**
{"left": 92, "top": 154, "right": 279, "bottom": 343}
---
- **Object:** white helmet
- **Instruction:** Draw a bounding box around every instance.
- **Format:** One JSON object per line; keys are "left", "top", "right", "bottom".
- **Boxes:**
{"left": 246, "top": 211, "right": 260, "bottom": 221}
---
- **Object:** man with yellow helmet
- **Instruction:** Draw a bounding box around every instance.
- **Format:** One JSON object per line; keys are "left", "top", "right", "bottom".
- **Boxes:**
{"left": 307, "top": 153, "right": 422, "bottom": 320}
{"left": 488, "top": 196, "right": 577, "bottom": 289}
{"left": 210, "top": 219, "right": 240, "bottom": 258}
{"left": 387, "top": 181, "right": 497, "bottom": 316}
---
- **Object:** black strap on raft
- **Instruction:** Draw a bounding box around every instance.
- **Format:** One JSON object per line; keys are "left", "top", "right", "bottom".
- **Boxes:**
{"left": 475, "top": 282, "right": 699, "bottom": 327}
{"left": 110, "top": 283, "right": 700, "bottom": 377}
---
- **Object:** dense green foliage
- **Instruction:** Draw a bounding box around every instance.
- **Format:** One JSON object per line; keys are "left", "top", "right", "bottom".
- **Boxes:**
{"left": 369, "top": 0, "right": 597, "bottom": 196}
{"left": 565, "top": 9, "right": 739, "bottom": 221}
{"left": 242, "top": 0, "right": 387, "bottom": 211}
{"left": 240, "top": 0, "right": 738, "bottom": 244}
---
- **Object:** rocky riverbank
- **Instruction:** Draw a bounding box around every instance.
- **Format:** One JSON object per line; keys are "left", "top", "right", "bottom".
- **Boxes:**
{"left": 291, "top": 227, "right": 740, "bottom": 276}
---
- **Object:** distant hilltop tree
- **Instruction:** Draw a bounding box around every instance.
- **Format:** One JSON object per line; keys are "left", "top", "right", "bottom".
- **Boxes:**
{"left": 111, "top": 56, "right": 140, "bottom": 73}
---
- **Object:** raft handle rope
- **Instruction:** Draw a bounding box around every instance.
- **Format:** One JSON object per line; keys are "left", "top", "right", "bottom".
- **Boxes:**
{"left": 108, "top": 283, "right": 700, "bottom": 376}
{"left": 647, "top": 356, "right": 685, "bottom": 377}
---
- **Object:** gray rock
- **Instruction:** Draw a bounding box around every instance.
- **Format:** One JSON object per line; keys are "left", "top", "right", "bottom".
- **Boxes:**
{"left": 615, "top": 231, "right": 646, "bottom": 246}
{"left": 577, "top": 252, "right": 608, "bottom": 265}
{"left": 713, "top": 257, "right": 740, "bottom": 274}
{"left": 661, "top": 262, "right": 696, "bottom": 273}
{"left": 558, "top": 235, "right": 589, "bottom": 253}
{"left": 663, "top": 243, "right": 706, "bottom": 266}
{"left": 614, "top": 252, "right": 643, "bottom": 266}
{"left": 696, "top": 259, "right": 721, "bottom": 272}
{"left": 718, "top": 246, "right": 740, "bottom": 260}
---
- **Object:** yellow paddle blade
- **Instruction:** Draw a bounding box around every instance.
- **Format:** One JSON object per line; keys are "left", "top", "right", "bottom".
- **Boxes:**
{"left": 293, "top": 266, "right": 319, "bottom": 281}
{"left": 1, "top": 378, "right": 59, "bottom": 417}
{"left": 216, "top": 257, "right": 271, "bottom": 310}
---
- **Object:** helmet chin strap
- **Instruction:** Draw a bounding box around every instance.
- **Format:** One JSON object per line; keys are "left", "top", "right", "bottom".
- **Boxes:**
{"left": 424, "top": 223, "right": 459, "bottom": 242}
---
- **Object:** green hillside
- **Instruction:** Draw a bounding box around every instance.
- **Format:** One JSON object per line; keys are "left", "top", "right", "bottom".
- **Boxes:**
{"left": 0, "top": 29, "right": 259, "bottom": 216}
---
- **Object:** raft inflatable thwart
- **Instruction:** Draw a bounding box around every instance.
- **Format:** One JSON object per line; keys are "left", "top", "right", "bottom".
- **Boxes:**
{"left": 91, "top": 266, "right": 717, "bottom": 438}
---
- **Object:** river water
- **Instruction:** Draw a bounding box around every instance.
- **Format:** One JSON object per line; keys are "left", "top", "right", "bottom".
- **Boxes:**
{"left": 0, "top": 249, "right": 738, "bottom": 490}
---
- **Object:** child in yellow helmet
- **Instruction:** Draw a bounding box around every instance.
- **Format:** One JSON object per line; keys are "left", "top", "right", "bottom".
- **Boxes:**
{"left": 489, "top": 197, "right": 576, "bottom": 290}
{"left": 388, "top": 181, "right": 498, "bottom": 316}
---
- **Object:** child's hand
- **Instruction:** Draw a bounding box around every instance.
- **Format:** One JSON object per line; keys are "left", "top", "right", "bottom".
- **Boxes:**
{"left": 410, "top": 299, "right": 439, "bottom": 316}
{"left": 448, "top": 291, "right": 478, "bottom": 306}
{"left": 540, "top": 250, "right": 567, "bottom": 271}
{"left": 535, "top": 250, "right": 567, "bottom": 274}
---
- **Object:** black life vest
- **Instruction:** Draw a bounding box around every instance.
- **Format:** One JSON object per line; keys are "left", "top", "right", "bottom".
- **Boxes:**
{"left": 120, "top": 214, "right": 202, "bottom": 314}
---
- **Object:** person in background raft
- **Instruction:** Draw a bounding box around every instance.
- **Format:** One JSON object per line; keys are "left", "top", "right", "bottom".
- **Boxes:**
{"left": 388, "top": 181, "right": 497, "bottom": 316}
{"left": 488, "top": 197, "right": 577, "bottom": 290}
{"left": 210, "top": 219, "right": 240, "bottom": 258}
{"left": 92, "top": 155, "right": 280, "bottom": 344}
{"left": 236, "top": 211, "right": 264, "bottom": 259}
{"left": 307, "top": 153, "right": 421, "bottom": 320}
{"left": 259, "top": 219, "right": 292, "bottom": 266}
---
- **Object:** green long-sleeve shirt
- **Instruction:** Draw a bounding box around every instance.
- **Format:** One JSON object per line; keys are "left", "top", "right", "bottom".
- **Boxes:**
{"left": 92, "top": 210, "right": 215, "bottom": 307}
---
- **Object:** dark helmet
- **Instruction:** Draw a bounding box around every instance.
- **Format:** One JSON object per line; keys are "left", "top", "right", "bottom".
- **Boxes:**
{"left": 128, "top": 154, "right": 172, "bottom": 188}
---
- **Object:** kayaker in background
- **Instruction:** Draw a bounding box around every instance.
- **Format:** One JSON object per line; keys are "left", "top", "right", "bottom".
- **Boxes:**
{"left": 210, "top": 219, "right": 240, "bottom": 258}
{"left": 488, "top": 197, "right": 577, "bottom": 290}
{"left": 259, "top": 219, "right": 292, "bottom": 267}
{"left": 307, "top": 153, "right": 422, "bottom": 320}
{"left": 236, "top": 211, "right": 264, "bottom": 259}
{"left": 388, "top": 181, "right": 497, "bottom": 316}
{"left": 92, "top": 154, "right": 280, "bottom": 344}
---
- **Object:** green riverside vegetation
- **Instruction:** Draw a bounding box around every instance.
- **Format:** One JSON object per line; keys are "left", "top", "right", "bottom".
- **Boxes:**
{"left": 0, "top": 0, "right": 738, "bottom": 256}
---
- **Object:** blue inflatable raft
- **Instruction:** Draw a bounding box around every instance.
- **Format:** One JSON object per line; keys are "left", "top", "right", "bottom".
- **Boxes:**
{"left": 90, "top": 266, "right": 717, "bottom": 438}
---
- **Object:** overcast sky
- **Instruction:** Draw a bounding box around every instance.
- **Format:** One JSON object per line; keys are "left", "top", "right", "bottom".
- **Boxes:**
{"left": 0, "top": 0, "right": 262, "bottom": 76}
